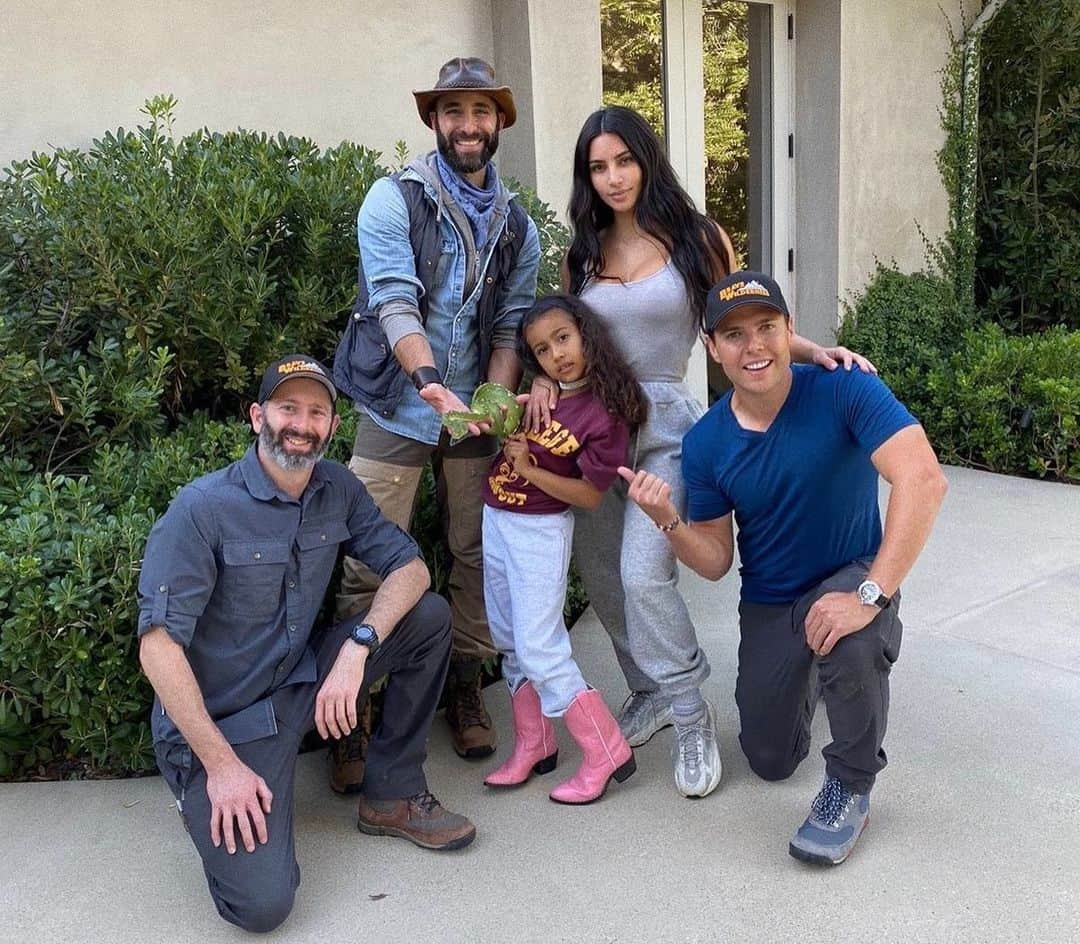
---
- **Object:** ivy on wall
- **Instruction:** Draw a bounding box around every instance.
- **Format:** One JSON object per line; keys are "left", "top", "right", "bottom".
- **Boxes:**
{"left": 975, "top": 1, "right": 1079, "bottom": 332}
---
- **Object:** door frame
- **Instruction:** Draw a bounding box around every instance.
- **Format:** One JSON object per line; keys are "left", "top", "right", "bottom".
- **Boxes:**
{"left": 661, "top": 0, "right": 795, "bottom": 398}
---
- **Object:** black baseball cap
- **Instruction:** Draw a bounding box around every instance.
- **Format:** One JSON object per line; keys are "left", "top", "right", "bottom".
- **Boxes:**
{"left": 705, "top": 271, "right": 790, "bottom": 334}
{"left": 258, "top": 354, "right": 337, "bottom": 404}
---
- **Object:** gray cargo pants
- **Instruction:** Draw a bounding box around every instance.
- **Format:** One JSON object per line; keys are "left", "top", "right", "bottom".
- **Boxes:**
{"left": 154, "top": 593, "right": 451, "bottom": 933}
{"left": 735, "top": 560, "right": 903, "bottom": 794}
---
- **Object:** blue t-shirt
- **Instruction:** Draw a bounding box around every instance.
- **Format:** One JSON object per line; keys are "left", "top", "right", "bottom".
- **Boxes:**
{"left": 682, "top": 364, "right": 917, "bottom": 605}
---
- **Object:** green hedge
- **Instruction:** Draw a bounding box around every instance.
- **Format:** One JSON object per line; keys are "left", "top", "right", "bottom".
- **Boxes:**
{"left": 0, "top": 99, "right": 572, "bottom": 779}
{"left": 925, "top": 324, "right": 1079, "bottom": 482}
{"left": 837, "top": 262, "right": 975, "bottom": 420}
{"left": 839, "top": 264, "right": 1078, "bottom": 484}
{"left": 0, "top": 417, "right": 251, "bottom": 776}
{"left": 1, "top": 98, "right": 383, "bottom": 474}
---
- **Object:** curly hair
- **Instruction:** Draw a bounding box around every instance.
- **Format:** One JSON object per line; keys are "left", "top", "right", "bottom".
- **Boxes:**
{"left": 517, "top": 294, "right": 647, "bottom": 429}
{"left": 567, "top": 105, "right": 732, "bottom": 331}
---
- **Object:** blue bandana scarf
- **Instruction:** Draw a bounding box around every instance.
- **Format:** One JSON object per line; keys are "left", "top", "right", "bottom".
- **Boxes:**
{"left": 435, "top": 151, "right": 499, "bottom": 251}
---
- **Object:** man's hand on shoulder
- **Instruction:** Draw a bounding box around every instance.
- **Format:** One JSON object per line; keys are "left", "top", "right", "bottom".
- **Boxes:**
{"left": 804, "top": 591, "right": 878, "bottom": 656}
{"left": 205, "top": 754, "right": 274, "bottom": 855}
{"left": 314, "top": 643, "right": 368, "bottom": 741}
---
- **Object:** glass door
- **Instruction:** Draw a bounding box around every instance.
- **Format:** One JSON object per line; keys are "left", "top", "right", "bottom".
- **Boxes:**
{"left": 601, "top": 0, "right": 793, "bottom": 400}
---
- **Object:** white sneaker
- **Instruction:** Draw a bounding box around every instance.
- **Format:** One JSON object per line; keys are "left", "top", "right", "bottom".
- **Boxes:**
{"left": 672, "top": 702, "right": 722, "bottom": 798}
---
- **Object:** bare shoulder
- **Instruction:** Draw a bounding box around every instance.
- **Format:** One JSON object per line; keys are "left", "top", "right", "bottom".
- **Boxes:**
{"left": 703, "top": 219, "right": 737, "bottom": 274}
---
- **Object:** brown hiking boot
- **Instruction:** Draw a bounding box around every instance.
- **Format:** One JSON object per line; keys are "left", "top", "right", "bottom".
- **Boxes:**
{"left": 356, "top": 791, "right": 476, "bottom": 851}
{"left": 328, "top": 697, "right": 372, "bottom": 795}
{"left": 445, "top": 660, "right": 496, "bottom": 758}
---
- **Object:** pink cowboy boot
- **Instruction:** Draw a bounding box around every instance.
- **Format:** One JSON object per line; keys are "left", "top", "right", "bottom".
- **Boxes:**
{"left": 550, "top": 689, "right": 636, "bottom": 804}
{"left": 484, "top": 681, "right": 559, "bottom": 788}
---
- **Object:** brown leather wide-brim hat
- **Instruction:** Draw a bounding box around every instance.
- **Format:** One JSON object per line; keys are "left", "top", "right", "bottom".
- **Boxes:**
{"left": 413, "top": 57, "right": 516, "bottom": 129}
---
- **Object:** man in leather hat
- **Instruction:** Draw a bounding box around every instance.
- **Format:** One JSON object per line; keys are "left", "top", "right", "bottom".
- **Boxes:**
{"left": 332, "top": 57, "right": 540, "bottom": 788}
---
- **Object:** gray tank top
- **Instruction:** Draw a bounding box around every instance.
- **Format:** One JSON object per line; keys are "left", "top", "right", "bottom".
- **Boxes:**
{"left": 579, "top": 261, "right": 699, "bottom": 383}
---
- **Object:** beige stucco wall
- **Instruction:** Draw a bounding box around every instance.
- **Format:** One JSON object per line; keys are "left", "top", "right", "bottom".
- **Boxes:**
{"left": 1, "top": 1, "right": 601, "bottom": 218}
{"left": 0, "top": 1, "right": 494, "bottom": 171}
{"left": 523, "top": 1, "right": 603, "bottom": 220}
{"left": 2, "top": 0, "right": 963, "bottom": 310}
{"left": 837, "top": 0, "right": 967, "bottom": 303}
{"left": 491, "top": 0, "right": 603, "bottom": 220}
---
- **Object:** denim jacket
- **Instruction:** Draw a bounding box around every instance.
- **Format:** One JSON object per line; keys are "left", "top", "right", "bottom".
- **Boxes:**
{"left": 355, "top": 153, "right": 540, "bottom": 445}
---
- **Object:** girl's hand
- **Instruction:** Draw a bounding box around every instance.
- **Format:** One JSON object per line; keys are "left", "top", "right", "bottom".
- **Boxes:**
{"left": 503, "top": 434, "right": 534, "bottom": 477}
{"left": 525, "top": 377, "right": 559, "bottom": 433}
{"left": 813, "top": 345, "right": 878, "bottom": 374}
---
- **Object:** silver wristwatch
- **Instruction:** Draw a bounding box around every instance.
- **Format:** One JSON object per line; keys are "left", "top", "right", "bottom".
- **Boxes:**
{"left": 856, "top": 580, "right": 891, "bottom": 609}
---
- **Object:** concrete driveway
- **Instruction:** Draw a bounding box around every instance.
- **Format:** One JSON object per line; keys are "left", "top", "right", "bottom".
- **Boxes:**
{"left": 2, "top": 466, "right": 1078, "bottom": 943}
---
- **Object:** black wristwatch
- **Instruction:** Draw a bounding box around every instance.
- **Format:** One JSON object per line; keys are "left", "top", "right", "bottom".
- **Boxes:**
{"left": 411, "top": 365, "right": 442, "bottom": 392}
{"left": 348, "top": 622, "right": 380, "bottom": 656}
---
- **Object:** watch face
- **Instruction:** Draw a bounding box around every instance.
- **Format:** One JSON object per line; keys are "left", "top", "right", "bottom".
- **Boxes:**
{"left": 858, "top": 581, "right": 883, "bottom": 606}
{"left": 351, "top": 624, "right": 378, "bottom": 648}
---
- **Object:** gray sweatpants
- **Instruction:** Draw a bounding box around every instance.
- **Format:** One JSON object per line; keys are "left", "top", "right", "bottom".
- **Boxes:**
{"left": 573, "top": 382, "right": 711, "bottom": 698}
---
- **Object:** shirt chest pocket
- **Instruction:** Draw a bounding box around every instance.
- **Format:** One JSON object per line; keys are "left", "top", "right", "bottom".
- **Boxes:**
{"left": 432, "top": 237, "right": 456, "bottom": 292}
{"left": 217, "top": 540, "right": 291, "bottom": 619}
{"left": 296, "top": 521, "right": 352, "bottom": 597}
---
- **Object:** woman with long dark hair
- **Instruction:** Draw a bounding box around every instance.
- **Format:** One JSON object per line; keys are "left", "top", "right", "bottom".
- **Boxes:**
{"left": 528, "top": 105, "right": 873, "bottom": 799}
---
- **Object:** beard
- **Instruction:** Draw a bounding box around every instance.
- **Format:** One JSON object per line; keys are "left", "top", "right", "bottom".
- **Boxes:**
{"left": 436, "top": 126, "right": 499, "bottom": 176}
{"left": 258, "top": 417, "right": 331, "bottom": 472}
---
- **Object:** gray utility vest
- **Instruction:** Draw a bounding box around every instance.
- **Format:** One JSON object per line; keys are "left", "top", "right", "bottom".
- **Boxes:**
{"left": 333, "top": 172, "right": 530, "bottom": 417}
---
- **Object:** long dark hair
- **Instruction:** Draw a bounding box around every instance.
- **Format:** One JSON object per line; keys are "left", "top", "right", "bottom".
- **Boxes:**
{"left": 518, "top": 293, "right": 647, "bottom": 429}
{"left": 567, "top": 105, "right": 731, "bottom": 330}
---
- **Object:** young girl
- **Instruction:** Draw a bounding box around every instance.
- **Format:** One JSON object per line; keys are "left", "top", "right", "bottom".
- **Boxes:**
{"left": 481, "top": 293, "right": 646, "bottom": 804}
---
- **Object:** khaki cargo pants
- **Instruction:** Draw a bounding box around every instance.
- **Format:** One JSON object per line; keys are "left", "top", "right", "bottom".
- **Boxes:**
{"left": 337, "top": 411, "right": 497, "bottom": 661}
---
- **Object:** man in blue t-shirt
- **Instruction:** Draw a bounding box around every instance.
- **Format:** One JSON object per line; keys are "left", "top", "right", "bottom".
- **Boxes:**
{"left": 619, "top": 271, "right": 947, "bottom": 866}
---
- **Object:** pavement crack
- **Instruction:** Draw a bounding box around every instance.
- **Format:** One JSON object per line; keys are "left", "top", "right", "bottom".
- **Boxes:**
{"left": 923, "top": 561, "right": 1080, "bottom": 632}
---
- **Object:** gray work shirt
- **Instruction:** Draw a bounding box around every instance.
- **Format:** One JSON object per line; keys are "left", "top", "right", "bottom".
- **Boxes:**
{"left": 137, "top": 443, "right": 419, "bottom": 748}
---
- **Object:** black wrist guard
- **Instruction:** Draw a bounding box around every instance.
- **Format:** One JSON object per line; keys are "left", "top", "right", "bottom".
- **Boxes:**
{"left": 411, "top": 365, "right": 442, "bottom": 392}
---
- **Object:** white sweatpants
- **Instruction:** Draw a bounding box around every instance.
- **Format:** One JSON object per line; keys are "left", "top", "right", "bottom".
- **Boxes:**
{"left": 482, "top": 505, "right": 587, "bottom": 716}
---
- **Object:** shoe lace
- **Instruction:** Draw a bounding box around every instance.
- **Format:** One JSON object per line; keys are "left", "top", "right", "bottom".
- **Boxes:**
{"left": 811, "top": 777, "right": 855, "bottom": 827}
{"left": 676, "top": 720, "right": 703, "bottom": 772}
{"left": 408, "top": 790, "right": 440, "bottom": 815}
{"left": 452, "top": 681, "right": 489, "bottom": 728}
{"left": 336, "top": 729, "right": 366, "bottom": 762}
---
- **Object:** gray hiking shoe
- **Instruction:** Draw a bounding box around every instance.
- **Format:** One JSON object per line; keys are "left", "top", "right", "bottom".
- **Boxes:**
{"left": 672, "top": 702, "right": 722, "bottom": 798}
{"left": 618, "top": 691, "right": 675, "bottom": 747}
{"left": 789, "top": 775, "right": 870, "bottom": 866}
